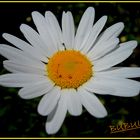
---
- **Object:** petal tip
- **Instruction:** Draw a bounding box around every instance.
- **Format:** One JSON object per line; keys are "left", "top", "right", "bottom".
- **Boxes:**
{"left": 37, "top": 106, "right": 47, "bottom": 116}
{"left": 2, "top": 33, "right": 8, "bottom": 38}
{"left": 45, "top": 11, "right": 52, "bottom": 17}
{"left": 86, "top": 7, "right": 95, "bottom": 12}
{"left": 45, "top": 122, "right": 59, "bottom": 135}
{"left": 101, "top": 15, "right": 108, "bottom": 23}
{"left": 132, "top": 40, "right": 138, "bottom": 47}
{"left": 19, "top": 24, "right": 25, "bottom": 30}
{"left": 119, "top": 22, "right": 125, "bottom": 29}
{"left": 31, "top": 11, "right": 39, "bottom": 16}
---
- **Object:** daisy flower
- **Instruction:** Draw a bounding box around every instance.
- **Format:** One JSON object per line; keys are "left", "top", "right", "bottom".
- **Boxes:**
{"left": 0, "top": 7, "right": 140, "bottom": 134}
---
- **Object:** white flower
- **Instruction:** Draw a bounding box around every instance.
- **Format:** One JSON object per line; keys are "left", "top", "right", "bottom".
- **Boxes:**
{"left": 0, "top": 7, "right": 140, "bottom": 134}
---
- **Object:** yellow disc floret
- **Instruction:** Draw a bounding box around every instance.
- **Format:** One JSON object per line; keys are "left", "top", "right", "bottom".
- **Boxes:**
{"left": 47, "top": 50, "right": 93, "bottom": 89}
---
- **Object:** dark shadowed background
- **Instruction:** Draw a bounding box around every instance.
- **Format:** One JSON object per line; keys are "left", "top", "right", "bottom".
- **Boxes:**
{"left": 0, "top": 2, "right": 140, "bottom": 137}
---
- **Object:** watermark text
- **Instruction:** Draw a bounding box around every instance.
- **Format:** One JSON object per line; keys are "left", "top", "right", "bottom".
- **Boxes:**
{"left": 109, "top": 120, "right": 140, "bottom": 133}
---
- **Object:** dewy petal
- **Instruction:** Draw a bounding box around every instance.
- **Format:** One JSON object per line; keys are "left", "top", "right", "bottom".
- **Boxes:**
{"left": 94, "top": 41, "right": 137, "bottom": 71}
{"left": 46, "top": 91, "right": 67, "bottom": 134}
{"left": 18, "top": 78, "right": 54, "bottom": 99}
{"left": 0, "top": 44, "right": 45, "bottom": 68}
{"left": 81, "top": 16, "right": 107, "bottom": 54}
{"left": 74, "top": 7, "right": 95, "bottom": 50}
{"left": 45, "top": 11, "right": 64, "bottom": 50}
{"left": 62, "top": 11, "right": 75, "bottom": 49}
{"left": 0, "top": 73, "right": 47, "bottom": 87}
{"left": 66, "top": 89, "right": 82, "bottom": 116}
{"left": 84, "top": 76, "right": 140, "bottom": 97}
{"left": 87, "top": 38, "right": 119, "bottom": 61}
{"left": 32, "top": 11, "right": 58, "bottom": 56}
{"left": 78, "top": 87, "right": 107, "bottom": 118}
{"left": 3, "top": 60, "right": 45, "bottom": 75}
{"left": 20, "top": 24, "right": 51, "bottom": 59}
{"left": 38, "top": 86, "right": 61, "bottom": 116}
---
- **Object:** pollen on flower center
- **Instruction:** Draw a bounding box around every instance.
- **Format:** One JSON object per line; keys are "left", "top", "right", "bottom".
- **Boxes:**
{"left": 47, "top": 50, "right": 93, "bottom": 89}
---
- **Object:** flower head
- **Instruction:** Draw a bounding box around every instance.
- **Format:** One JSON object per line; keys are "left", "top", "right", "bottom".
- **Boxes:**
{"left": 0, "top": 7, "right": 140, "bottom": 134}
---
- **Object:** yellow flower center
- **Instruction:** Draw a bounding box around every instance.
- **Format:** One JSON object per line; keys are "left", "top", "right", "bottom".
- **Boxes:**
{"left": 47, "top": 50, "right": 93, "bottom": 89}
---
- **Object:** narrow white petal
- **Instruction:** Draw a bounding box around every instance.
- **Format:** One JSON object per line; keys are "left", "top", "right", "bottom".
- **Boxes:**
{"left": 84, "top": 76, "right": 140, "bottom": 97}
{"left": 78, "top": 16, "right": 123, "bottom": 53}
{"left": 89, "top": 22, "right": 124, "bottom": 55}
{"left": 62, "top": 11, "right": 75, "bottom": 49}
{"left": 78, "top": 87, "right": 107, "bottom": 118}
{"left": 88, "top": 38, "right": 119, "bottom": 60}
{"left": 2, "top": 33, "right": 33, "bottom": 54}
{"left": 96, "top": 67, "right": 140, "bottom": 78}
{"left": 66, "top": 89, "right": 82, "bottom": 116}
{"left": 46, "top": 91, "right": 67, "bottom": 134}
{"left": 18, "top": 78, "right": 54, "bottom": 99}
{"left": 3, "top": 60, "right": 45, "bottom": 75}
{"left": 2, "top": 33, "right": 48, "bottom": 63}
{"left": 0, "top": 44, "right": 28, "bottom": 61}
{"left": 32, "top": 11, "right": 58, "bottom": 56}
{"left": 20, "top": 24, "right": 50, "bottom": 59}
{"left": 81, "top": 16, "right": 107, "bottom": 54}
{"left": 94, "top": 41, "right": 137, "bottom": 71}
{"left": 96, "top": 22, "right": 124, "bottom": 44}
{"left": 44, "top": 13, "right": 60, "bottom": 50}
{"left": 0, "top": 73, "right": 47, "bottom": 87}
{"left": 83, "top": 77, "right": 116, "bottom": 95}
{"left": 0, "top": 44, "right": 45, "bottom": 68}
{"left": 38, "top": 87, "right": 61, "bottom": 116}
{"left": 45, "top": 11, "right": 63, "bottom": 51}
{"left": 74, "top": 7, "right": 95, "bottom": 50}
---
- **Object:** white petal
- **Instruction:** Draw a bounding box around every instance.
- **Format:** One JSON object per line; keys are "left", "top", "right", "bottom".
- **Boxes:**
{"left": 96, "top": 22, "right": 124, "bottom": 44}
{"left": 18, "top": 78, "right": 54, "bottom": 99}
{"left": 94, "top": 41, "right": 137, "bottom": 71}
{"left": 81, "top": 16, "right": 107, "bottom": 54}
{"left": 0, "top": 73, "right": 47, "bottom": 87}
{"left": 62, "top": 11, "right": 75, "bottom": 49}
{"left": 46, "top": 91, "right": 67, "bottom": 134}
{"left": 44, "top": 12, "right": 61, "bottom": 47}
{"left": 38, "top": 87, "right": 61, "bottom": 116}
{"left": 41, "top": 13, "right": 59, "bottom": 52}
{"left": 78, "top": 87, "right": 107, "bottom": 118}
{"left": 88, "top": 38, "right": 119, "bottom": 61}
{"left": 2, "top": 33, "right": 48, "bottom": 63}
{"left": 0, "top": 44, "right": 27, "bottom": 60}
{"left": 83, "top": 77, "right": 115, "bottom": 95}
{"left": 3, "top": 60, "right": 45, "bottom": 75}
{"left": 96, "top": 67, "right": 140, "bottom": 78}
{"left": 20, "top": 24, "right": 50, "bottom": 59}
{"left": 32, "top": 11, "right": 58, "bottom": 56}
{"left": 74, "top": 7, "right": 95, "bottom": 50}
{"left": 45, "top": 11, "right": 64, "bottom": 50}
{"left": 66, "top": 89, "right": 82, "bottom": 116}
{"left": 45, "top": 11, "right": 63, "bottom": 50}
{"left": 0, "top": 44, "right": 44, "bottom": 68}
{"left": 87, "top": 22, "right": 124, "bottom": 60}
{"left": 84, "top": 76, "right": 140, "bottom": 97}
{"left": 88, "top": 22, "right": 124, "bottom": 56}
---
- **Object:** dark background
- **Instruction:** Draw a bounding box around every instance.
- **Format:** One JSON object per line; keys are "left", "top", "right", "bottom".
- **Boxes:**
{"left": 0, "top": 2, "right": 140, "bottom": 137}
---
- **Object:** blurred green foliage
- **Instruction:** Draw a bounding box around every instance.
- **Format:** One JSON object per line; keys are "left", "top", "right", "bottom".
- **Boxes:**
{"left": 0, "top": 2, "right": 140, "bottom": 137}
